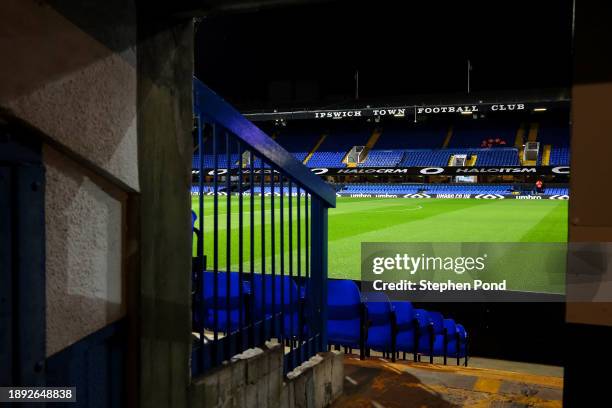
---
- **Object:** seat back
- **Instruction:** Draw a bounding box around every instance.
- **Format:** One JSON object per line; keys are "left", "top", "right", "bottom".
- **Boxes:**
{"left": 201, "top": 271, "right": 242, "bottom": 308}
{"left": 413, "top": 308, "right": 431, "bottom": 329}
{"left": 328, "top": 280, "right": 362, "bottom": 321}
{"left": 443, "top": 319, "right": 457, "bottom": 337}
{"left": 456, "top": 324, "right": 467, "bottom": 341}
{"left": 391, "top": 301, "right": 414, "bottom": 330}
{"left": 251, "top": 274, "right": 299, "bottom": 315}
{"left": 428, "top": 311, "right": 445, "bottom": 335}
{"left": 364, "top": 292, "right": 393, "bottom": 327}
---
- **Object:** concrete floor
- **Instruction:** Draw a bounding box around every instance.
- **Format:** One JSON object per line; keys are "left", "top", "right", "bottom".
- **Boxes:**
{"left": 466, "top": 357, "right": 563, "bottom": 378}
{"left": 332, "top": 355, "right": 563, "bottom": 408}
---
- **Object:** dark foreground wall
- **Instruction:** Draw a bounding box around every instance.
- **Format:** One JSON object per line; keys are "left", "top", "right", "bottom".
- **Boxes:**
{"left": 0, "top": 1, "right": 194, "bottom": 407}
{"left": 137, "top": 15, "right": 195, "bottom": 408}
{"left": 564, "top": 0, "right": 612, "bottom": 406}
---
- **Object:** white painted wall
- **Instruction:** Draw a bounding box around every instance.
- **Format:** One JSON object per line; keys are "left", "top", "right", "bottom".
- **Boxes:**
{"left": 44, "top": 147, "right": 126, "bottom": 355}
{"left": 0, "top": 1, "right": 137, "bottom": 356}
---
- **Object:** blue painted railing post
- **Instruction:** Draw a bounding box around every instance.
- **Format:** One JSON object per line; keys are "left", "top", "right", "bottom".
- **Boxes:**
{"left": 310, "top": 196, "right": 329, "bottom": 351}
{"left": 191, "top": 78, "right": 336, "bottom": 376}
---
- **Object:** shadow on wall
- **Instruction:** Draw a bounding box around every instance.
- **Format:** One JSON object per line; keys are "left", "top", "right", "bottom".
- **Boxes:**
{"left": 0, "top": 0, "right": 141, "bottom": 190}
{"left": 44, "top": 145, "right": 127, "bottom": 357}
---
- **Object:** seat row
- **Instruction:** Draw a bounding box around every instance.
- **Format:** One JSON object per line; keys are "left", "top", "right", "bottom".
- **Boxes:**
{"left": 190, "top": 272, "right": 469, "bottom": 367}
{"left": 328, "top": 280, "right": 469, "bottom": 366}
{"left": 192, "top": 213, "right": 468, "bottom": 365}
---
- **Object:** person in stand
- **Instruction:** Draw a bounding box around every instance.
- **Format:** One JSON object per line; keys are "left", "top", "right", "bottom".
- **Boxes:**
{"left": 535, "top": 179, "right": 544, "bottom": 194}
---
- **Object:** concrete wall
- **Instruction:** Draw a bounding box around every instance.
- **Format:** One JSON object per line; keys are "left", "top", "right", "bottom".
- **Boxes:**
{"left": 1, "top": 1, "right": 197, "bottom": 405}
{"left": 190, "top": 343, "right": 344, "bottom": 408}
{"left": 0, "top": 0, "right": 138, "bottom": 357}
{"left": 137, "top": 16, "right": 194, "bottom": 408}
{"left": 0, "top": 0, "right": 139, "bottom": 190}
{"left": 44, "top": 145, "right": 127, "bottom": 356}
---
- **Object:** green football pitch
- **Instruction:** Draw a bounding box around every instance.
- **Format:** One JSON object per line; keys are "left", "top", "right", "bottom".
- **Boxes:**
{"left": 192, "top": 196, "right": 568, "bottom": 291}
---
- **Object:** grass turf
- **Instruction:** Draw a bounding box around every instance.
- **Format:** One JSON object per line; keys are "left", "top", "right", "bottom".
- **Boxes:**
{"left": 192, "top": 196, "right": 568, "bottom": 292}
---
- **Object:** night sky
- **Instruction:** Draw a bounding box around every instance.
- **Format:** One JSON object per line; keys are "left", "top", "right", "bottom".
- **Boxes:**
{"left": 195, "top": 0, "right": 574, "bottom": 110}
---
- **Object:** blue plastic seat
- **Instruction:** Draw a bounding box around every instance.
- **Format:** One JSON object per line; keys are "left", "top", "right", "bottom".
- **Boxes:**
{"left": 412, "top": 308, "right": 433, "bottom": 358}
{"left": 456, "top": 323, "right": 469, "bottom": 366}
{"left": 421, "top": 317, "right": 459, "bottom": 364}
{"left": 364, "top": 292, "right": 397, "bottom": 361}
{"left": 392, "top": 301, "right": 420, "bottom": 360}
{"left": 327, "top": 280, "right": 367, "bottom": 359}
{"left": 194, "top": 271, "right": 246, "bottom": 333}
{"left": 420, "top": 311, "right": 444, "bottom": 363}
{"left": 251, "top": 274, "right": 305, "bottom": 338}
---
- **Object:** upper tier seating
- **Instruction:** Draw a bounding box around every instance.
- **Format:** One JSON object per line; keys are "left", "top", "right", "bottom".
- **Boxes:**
{"left": 193, "top": 153, "right": 240, "bottom": 169}
{"left": 448, "top": 121, "right": 516, "bottom": 148}
{"left": 359, "top": 122, "right": 446, "bottom": 167}
{"left": 193, "top": 119, "right": 568, "bottom": 169}
{"left": 410, "top": 148, "right": 519, "bottom": 167}
{"left": 307, "top": 122, "right": 372, "bottom": 168}
{"left": 375, "top": 122, "right": 447, "bottom": 149}
{"left": 359, "top": 150, "right": 404, "bottom": 167}
{"left": 537, "top": 121, "right": 571, "bottom": 165}
{"left": 251, "top": 123, "right": 323, "bottom": 168}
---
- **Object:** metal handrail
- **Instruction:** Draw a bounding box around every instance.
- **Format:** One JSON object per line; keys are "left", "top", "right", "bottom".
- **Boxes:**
{"left": 193, "top": 77, "right": 336, "bottom": 208}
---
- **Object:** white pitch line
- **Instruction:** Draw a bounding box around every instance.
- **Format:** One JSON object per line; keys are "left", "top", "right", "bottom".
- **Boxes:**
{"left": 345, "top": 376, "right": 358, "bottom": 386}
{"left": 370, "top": 205, "right": 423, "bottom": 213}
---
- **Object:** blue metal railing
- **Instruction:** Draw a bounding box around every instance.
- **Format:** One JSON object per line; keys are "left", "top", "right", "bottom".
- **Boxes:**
{"left": 191, "top": 78, "right": 336, "bottom": 376}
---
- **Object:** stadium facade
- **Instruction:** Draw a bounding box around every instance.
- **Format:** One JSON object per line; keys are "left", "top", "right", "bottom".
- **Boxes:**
{"left": 193, "top": 94, "right": 571, "bottom": 200}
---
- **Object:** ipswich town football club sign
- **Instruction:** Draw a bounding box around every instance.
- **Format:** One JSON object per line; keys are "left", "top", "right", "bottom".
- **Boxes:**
{"left": 243, "top": 101, "right": 562, "bottom": 122}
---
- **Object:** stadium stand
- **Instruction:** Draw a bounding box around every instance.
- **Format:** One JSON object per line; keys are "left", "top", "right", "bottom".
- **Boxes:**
{"left": 192, "top": 120, "right": 566, "bottom": 169}
{"left": 252, "top": 185, "right": 303, "bottom": 195}
{"left": 360, "top": 122, "right": 446, "bottom": 167}
{"left": 395, "top": 147, "right": 519, "bottom": 167}
{"left": 399, "top": 149, "right": 451, "bottom": 167}
{"left": 192, "top": 153, "right": 240, "bottom": 169}
{"left": 448, "top": 121, "right": 517, "bottom": 148}
{"left": 306, "top": 122, "right": 372, "bottom": 168}
{"left": 425, "top": 184, "right": 513, "bottom": 195}
{"left": 473, "top": 148, "right": 520, "bottom": 166}
{"left": 359, "top": 150, "right": 404, "bottom": 167}
{"left": 339, "top": 183, "right": 509, "bottom": 195}
{"left": 191, "top": 185, "right": 223, "bottom": 194}
{"left": 273, "top": 122, "right": 324, "bottom": 162}
{"left": 337, "top": 183, "right": 568, "bottom": 196}
{"left": 191, "top": 183, "right": 568, "bottom": 196}
{"left": 360, "top": 120, "right": 520, "bottom": 167}
{"left": 375, "top": 122, "right": 447, "bottom": 149}
{"left": 340, "top": 184, "right": 423, "bottom": 195}
{"left": 537, "top": 120, "right": 570, "bottom": 165}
